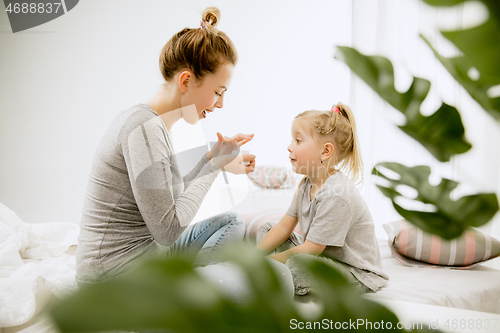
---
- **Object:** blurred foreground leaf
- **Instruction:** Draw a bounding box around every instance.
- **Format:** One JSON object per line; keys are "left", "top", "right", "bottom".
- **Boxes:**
{"left": 421, "top": 0, "right": 500, "bottom": 121}
{"left": 48, "top": 245, "right": 438, "bottom": 332}
{"left": 335, "top": 46, "right": 471, "bottom": 162}
{"left": 373, "top": 162, "right": 499, "bottom": 239}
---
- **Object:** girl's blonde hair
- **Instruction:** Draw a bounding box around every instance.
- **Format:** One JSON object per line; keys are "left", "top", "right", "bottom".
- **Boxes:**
{"left": 295, "top": 102, "right": 364, "bottom": 185}
{"left": 159, "top": 7, "right": 238, "bottom": 82}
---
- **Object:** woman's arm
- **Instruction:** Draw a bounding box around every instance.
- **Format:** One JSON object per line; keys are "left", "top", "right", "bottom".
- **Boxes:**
{"left": 269, "top": 240, "right": 326, "bottom": 264}
{"left": 182, "top": 152, "right": 213, "bottom": 189}
{"left": 256, "top": 213, "right": 298, "bottom": 254}
{"left": 120, "top": 117, "right": 220, "bottom": 246}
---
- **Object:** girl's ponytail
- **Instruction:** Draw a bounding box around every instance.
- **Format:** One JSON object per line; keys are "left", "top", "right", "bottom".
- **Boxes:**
{"left": 333, "top": 102, "right": 363, "bottom": 185}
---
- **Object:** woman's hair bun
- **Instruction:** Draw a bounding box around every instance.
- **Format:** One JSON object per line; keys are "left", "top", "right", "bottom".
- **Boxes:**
{"left": 159, "top": 5, "right": 237, "bottom": 81}
{"left": 201, "top": 6, "right": 220, "bottom": 30}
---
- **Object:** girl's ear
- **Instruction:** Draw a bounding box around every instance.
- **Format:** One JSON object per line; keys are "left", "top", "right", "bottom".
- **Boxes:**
{"left": 322, "top": 142, "right": 335, "bottom": 160}
{"left": 178, "top": 70, "right": 192, "bottom": 93}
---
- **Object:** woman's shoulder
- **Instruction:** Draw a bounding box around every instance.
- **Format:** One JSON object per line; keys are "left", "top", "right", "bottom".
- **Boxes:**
{"left": 115, "top": 104, "right": 165, "bottom": 135}
{"left": 117, "top": 103, "right": 159, "bottom": 126}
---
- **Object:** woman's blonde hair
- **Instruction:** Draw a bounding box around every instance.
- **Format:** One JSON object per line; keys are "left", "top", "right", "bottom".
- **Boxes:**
{"left": 295, "top": 102, "right": 364, "bottom": 185}
{"left": 159, "top": 7, "right": 238, "bottom": 82}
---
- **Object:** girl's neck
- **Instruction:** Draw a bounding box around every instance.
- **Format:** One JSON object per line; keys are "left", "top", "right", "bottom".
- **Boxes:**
{"left": 308, "top": 175, "right": 327, "bottom": 194}
{"left": 307, "top": 167, "right": 335, "bottom": 193}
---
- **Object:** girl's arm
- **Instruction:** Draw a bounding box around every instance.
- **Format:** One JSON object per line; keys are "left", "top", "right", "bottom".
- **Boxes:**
{"left": 256, "top": 214, "right": 298, "bottom": 254}
{"left": 269, "top": 240, "right": 326, "bottom": 264}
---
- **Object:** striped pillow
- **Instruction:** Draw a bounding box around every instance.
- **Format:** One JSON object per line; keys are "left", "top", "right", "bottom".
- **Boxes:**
{"left": 247, "top": 166, "right": 298, "bottom": 189}
{"left": 242, "top": 209, "right": 301, "bottom": 245}
{"left": 383, "top": 219, "right": 500, "bottom": 268}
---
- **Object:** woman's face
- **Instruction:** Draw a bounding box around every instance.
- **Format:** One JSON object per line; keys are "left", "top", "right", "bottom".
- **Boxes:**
{"left": 184, "top": 62, "right": 234, "bottom": 120}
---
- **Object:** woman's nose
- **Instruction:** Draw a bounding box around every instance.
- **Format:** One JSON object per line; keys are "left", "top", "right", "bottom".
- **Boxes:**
{"left": 214, "top": 95, "right": 223, "bottom": 109}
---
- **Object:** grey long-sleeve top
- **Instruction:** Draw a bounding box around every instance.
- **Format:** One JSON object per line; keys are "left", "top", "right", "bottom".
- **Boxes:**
{"left": 75, "top": 103, "right": 220, "bottom": 283}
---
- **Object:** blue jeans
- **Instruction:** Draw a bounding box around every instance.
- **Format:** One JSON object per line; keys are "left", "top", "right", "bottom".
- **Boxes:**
{"left": 169, "top": 212, "right": 295, "bottom": 304}
{"left": 169, "top": 211, "right": 245, "bottom": 266}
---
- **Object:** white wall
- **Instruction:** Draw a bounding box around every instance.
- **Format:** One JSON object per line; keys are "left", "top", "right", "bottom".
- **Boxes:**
{"left": 0, "top": 0, "right": 351, "bottom": 223}
{"left": 1, "top": 0, "right": 499, "bottom": 265}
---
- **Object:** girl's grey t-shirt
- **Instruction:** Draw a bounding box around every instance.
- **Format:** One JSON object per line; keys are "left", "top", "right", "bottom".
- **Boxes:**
{"left": 75, "top": 103, "right": 220, "bottom": 283}
{"left": 286, "top": 172, "right": 389, "bottom": 291}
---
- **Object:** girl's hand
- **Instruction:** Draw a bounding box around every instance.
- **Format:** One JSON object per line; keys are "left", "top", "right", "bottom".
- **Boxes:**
{"left": 269, "top": 252, "right": 288, "bottom": 264}
{"left": 269, "top": 241, "right": 326, "bottom": 264}
{"left": 223, "top": 152, "right": 256, "bottom": 175}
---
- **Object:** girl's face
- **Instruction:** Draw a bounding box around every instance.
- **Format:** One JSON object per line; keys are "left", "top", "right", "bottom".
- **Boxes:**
{"left": 288, "top": 120, "right": 324, "bottom": 175}
{"left": 184, "top": 62, "right": 234, "bottom": 120}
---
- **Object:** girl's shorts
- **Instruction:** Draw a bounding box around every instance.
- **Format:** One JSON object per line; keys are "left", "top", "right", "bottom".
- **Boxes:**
{"left": 257, "top": 221, "right": 372, "bottom": 295}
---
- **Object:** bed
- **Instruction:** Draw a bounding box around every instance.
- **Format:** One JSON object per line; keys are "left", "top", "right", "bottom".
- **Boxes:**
{"left": 2, "top": 171, "right": 500, "bottom": 333}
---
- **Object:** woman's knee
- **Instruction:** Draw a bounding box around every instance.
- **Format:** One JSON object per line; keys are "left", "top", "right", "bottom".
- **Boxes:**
{"left": 225, "top": 211, "right": 245, "bottom": 240}
{"left": 223, "top": 211, "right": 242, "bottom": 226}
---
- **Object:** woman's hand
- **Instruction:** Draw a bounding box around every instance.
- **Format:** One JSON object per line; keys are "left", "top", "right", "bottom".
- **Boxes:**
{"left": 231, "top": 133, "right": 254, "bottom": 147}
{"left": 209, "top": 133, "right": 240, "bottom": 170}
{"left": 207, "top": 132, "right": 256, "bottom": 174}
{"left": 206, "top": 133, "right": 254, "bottom": 160}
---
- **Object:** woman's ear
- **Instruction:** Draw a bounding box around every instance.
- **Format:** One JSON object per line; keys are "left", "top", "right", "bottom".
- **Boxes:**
{"left": 178, "top": 70, "right": 192, "bottom": 93}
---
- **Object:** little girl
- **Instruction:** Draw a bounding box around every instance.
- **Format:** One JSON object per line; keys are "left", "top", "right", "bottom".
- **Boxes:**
{"left": 257, "top": 103, "right": 388, "bottom": 295}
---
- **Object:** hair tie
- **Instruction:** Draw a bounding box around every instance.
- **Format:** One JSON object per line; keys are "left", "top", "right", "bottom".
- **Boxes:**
{"left": 331, "top": 107, "right": 341, "bottom": 114}
{"left": 200, "top": 20, "right": 207, "bottom": 29}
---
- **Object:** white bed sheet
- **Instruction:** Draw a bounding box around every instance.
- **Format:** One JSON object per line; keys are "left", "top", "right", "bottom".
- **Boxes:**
{"left": 0, "top": 203, "right": 78, "bottom": 330}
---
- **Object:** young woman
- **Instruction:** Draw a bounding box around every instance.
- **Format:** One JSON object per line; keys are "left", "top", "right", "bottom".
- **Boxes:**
{"left": 75, "top": 7, "right": 257, "bottom": 284}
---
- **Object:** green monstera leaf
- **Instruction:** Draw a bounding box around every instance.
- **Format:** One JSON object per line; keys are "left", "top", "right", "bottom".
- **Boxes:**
{"left": 373, "top": 162, "right": 499, "bottom": 239}
{"left": 335, "top": 46, "right": 471, "bottom": 162}
{"left": 49, "top": 248, "right": 294, "bottom": 333}
{"left": 421, "top": 0, "right": 500, "bottom": 121}
{"left": 48, "top": 246, "right": 436, "bottom": 333}
{"left": 422, "top": 0, "right": 500, "bottom": 37}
